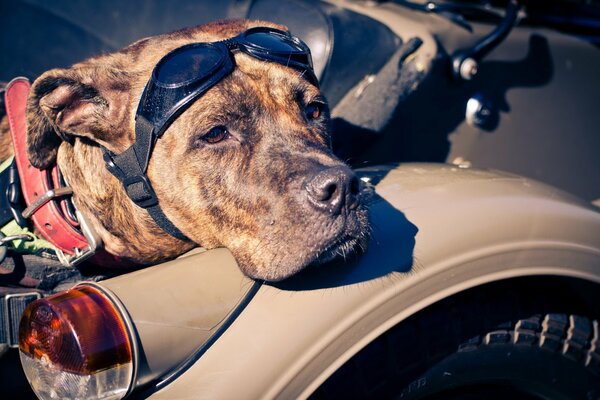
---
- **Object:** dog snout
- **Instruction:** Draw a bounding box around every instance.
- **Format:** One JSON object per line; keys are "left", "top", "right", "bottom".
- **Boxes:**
{"left": 305, "top": 166, "right": 360, "bottom": 215}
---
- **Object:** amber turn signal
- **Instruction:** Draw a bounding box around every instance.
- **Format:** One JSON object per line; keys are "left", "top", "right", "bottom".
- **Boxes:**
{"left": 18, "top": 284, "right": 135, "bottom": 400}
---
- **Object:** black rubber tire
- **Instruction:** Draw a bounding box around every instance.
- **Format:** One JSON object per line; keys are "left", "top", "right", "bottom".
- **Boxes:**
{"left": 399, "top": 314, "right": 600, "bottom": 400}
{"left": 311, "top": 277, "right": 600, "bottom": 400}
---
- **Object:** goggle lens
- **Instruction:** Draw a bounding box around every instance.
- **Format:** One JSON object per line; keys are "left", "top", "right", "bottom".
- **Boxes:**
{"left": 244, "top": 31, "right": 301, "bottom": 53}
{"left": 155, "top": 45, "right": 224, "bottom": 86}
{"left": 242, "top": 29, "right": 313, "bottom": 69}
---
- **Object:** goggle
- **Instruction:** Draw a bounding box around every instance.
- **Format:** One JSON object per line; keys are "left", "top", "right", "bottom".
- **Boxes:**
{"left": 139, "top": 26, "right": 317, "bottom": 139}
{"left": 103, "top": 27, "right": 318, "bottom": 241}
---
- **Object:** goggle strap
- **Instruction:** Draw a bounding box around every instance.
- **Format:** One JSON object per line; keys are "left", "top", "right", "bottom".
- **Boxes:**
{"left": 102, "top": 118, "right": 190, "bottom": 242}
{"left": 133, "top": 116, "right": 155, "bottom": 172}
{"left": 141, "top": 199, "right": 190, "bottom": 242}
{"left": 223, "top": 38, "right": 237, "bottom": 50}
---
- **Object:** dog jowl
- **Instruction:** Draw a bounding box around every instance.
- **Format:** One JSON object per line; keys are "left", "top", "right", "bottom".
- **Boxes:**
{"left": 17, "top": 19, "right": 370, "bottom": 281}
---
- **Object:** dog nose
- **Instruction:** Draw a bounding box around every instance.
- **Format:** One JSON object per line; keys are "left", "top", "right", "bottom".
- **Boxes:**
{"left": 306, "top": 166, "right": 360, "bottom": 214}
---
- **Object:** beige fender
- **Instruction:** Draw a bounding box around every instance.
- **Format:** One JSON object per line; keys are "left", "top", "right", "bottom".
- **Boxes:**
{"left": 95, "top": 163, "right": 599, "bottom": 399}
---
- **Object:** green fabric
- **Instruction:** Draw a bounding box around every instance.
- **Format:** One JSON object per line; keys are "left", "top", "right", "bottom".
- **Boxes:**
{"left": 0, "top": 155, "right": 56, "bottom": 254}
{"left": 1, "top": 220, "right": 55, "bottom": 253}
{"left": 0, "top": 155, "right": 14, "bottom": 172}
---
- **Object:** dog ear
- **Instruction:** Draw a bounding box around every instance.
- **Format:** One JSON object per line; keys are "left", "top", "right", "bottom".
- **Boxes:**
{"left": 27, "top": 67, "right": 132, "bottom": 168}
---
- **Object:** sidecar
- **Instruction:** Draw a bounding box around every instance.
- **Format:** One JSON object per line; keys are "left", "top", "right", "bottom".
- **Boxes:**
{"left": 2, "top": 1, "right": 599, "bottom": 399}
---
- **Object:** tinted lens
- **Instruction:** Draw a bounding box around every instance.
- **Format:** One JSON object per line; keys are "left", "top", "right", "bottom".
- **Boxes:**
{"left": 244, "top": 31, "right": 301, "bottom": 53}
{"left": 155, "top": 45, "right": 224, "bottom": 86}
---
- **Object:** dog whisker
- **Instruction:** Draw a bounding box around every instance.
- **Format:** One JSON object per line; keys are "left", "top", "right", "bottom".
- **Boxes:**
{"left": 293, "top": 69, "right": 308, "bottom": 83}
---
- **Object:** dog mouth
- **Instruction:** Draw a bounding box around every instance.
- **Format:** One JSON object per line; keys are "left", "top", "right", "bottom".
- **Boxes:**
{"left": 308, "top": 208, "right": 370, "bottom": 268}
{"left": 312, "top": 233, "right": 362, "bottom": 266}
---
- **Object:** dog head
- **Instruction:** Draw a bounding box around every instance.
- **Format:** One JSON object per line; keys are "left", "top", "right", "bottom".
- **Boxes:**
{"left": 25, "top": 19, "right": 370, "bottom": 281}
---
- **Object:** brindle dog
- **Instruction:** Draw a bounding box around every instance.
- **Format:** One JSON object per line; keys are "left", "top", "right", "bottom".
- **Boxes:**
{"left": 0, "top": 19, "right": 369, "bottom": 282}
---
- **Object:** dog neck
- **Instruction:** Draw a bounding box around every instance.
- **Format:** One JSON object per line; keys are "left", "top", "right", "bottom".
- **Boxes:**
{"left": 57, "top": 142, "right": 196, "bottom": 264}
{"left": 2, "top": 78, "right": 188, "bottom": 267}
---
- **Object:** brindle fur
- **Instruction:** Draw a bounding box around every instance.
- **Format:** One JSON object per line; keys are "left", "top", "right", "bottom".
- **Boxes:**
{"left": 0, "top": 20, "right": 369, "bottom": 281}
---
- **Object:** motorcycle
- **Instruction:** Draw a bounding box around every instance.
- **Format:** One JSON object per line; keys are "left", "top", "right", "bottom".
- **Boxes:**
{"left": 1, "top": 0, "right": 599, "bottom": 399}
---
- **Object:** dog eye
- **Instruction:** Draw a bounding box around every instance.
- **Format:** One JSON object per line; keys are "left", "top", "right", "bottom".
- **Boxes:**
{"left": 305, "top": 102, "right": 323, "bottom": 121}
{"left": 202, "top": 126, "right": 229, "bottom": 144}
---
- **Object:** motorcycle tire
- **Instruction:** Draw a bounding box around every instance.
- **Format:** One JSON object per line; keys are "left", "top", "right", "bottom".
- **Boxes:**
{"left": 311, "top": 278, "right": 600, "bottom": 400}
{"left": 399, "top": 313, "right": 600, "bottom": 400}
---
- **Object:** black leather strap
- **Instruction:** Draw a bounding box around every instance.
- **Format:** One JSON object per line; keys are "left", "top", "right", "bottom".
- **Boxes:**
{"left": 0, "top": 161, "right": 14, "bottom": 227}
{"left": 103, "top": 116, "right": 190, "bottom": 242}
{"left": 1, "top": 159, "right": 27, "bottom": 228}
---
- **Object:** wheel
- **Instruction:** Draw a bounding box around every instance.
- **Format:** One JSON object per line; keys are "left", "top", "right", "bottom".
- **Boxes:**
{"left": 399, "top": 313, "right": 600, "bottom": 400}
{"left": 311, "top": 277, "right": 600, "bottom": 400}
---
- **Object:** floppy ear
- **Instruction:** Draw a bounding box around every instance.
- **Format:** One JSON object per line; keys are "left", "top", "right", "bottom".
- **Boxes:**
{"left": 26, "top": 67, "right": 132, "bottom": 168}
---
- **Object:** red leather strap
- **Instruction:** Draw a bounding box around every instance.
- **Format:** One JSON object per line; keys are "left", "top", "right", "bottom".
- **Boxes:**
{"left": 5, "top": 78, "right": 88, "bottom": 255}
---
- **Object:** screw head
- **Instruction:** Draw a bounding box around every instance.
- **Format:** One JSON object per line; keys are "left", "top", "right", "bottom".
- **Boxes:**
{"left": 466, "top": 94, "right": 493, "bottom": 128}
{"left": 460, "top": 58, "right": 479, "bottom": 80}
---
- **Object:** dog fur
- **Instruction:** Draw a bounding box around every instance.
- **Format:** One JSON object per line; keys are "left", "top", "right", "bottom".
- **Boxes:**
{"left": 1, "top": 19, "right": 369, "bottom": 281}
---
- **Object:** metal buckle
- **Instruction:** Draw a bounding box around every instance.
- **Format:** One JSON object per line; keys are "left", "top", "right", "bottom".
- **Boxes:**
{"left": 21, "top": 187, "right": 74, "bottom": 219}
{"left": 19, "top": 185, "right": 102, "bottom": 267}
{"left": 123, "top": 174, "right": 159, "bottom": 208}
{"left": 2, "top": 292, "right": 42, "bottom": 347}
{"left": 55, "top": 210, "right": 102, "bottom": 268}
{"left": 19, "top": 186, "right": 102, "bottom": 267}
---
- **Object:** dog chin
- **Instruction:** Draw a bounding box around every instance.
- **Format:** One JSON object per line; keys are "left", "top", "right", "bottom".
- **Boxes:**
{"left": 311, "top": 234, "right": 365, "bottom": 266}
{"left": 238, "top": 207, "right": 371, "bottom": 282}
{"left": 260, "top": 226, "right": 369, "bottom": 282}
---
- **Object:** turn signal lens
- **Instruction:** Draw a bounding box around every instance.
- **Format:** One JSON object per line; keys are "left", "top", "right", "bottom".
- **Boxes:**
{"left": 18, "top": 285, "right": 134, "bottom": 400}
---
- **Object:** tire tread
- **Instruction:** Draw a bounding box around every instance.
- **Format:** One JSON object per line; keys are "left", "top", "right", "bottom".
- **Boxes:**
{"left": 458, "top": 313, "right": 600, "bottom": 375}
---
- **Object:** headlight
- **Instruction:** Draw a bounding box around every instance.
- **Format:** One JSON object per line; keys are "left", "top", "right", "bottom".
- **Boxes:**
{"left": 18, "top": 284, "right": 135, "bottom": 400}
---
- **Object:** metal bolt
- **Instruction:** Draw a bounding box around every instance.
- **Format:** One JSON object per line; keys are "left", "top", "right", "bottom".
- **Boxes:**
{"left": 459, "top": 58, "right": 478, "bottom": 80}
{"left": 451, "top": 157, "right": 472, "bottom": 169}
{"left": 466, "top": 94, "right": 493, "bottom": 128}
